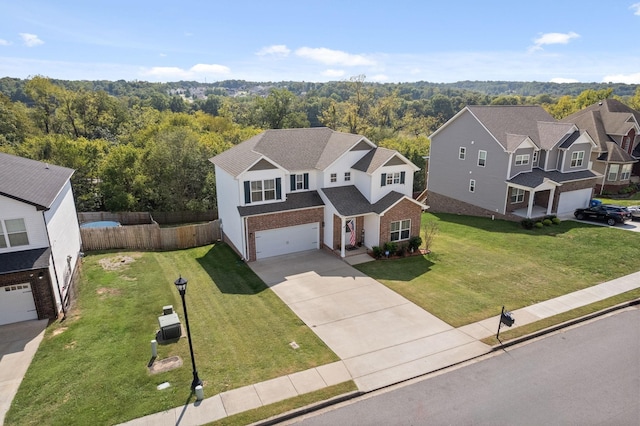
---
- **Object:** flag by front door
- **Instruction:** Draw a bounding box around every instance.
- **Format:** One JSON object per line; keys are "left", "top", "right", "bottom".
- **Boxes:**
{"left": 347, "top": 219, "right": 356, "bottom": 247}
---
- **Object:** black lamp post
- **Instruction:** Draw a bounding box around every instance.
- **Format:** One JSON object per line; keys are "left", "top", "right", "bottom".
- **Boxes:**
{"left": 174, "top": 276, "right": 203, "bottom": 390}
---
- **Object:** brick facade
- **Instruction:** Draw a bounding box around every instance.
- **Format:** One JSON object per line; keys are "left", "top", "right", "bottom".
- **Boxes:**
{"left": 427, "top": 191, "right": 522, "bottom": 221}
{"left": 245, "top": 207, "right": 324, "bottom": 261}
{"left": 378, "top": 199, "right": 422, "bottom": 247}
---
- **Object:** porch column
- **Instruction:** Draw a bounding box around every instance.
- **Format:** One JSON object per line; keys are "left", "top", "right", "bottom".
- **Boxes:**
{"left": 547, "top": 187, "right": 556, "bottom": 215}
{"left": 526, "top": 190, "right": 534, "bottom": 218}
{"left": 340, "top": 216, "right": 346, "bottom": 258}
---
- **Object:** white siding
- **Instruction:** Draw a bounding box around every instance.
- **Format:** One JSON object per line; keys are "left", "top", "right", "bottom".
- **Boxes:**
{"left": 370, "top": 164, "right": 414, "bottom": 204}
{"left": 322, "top": 149, "right": 370, "bottom": 188}
{"left": 0, "top": 195, "right": 49, "bottom": 254}
{"left": 44, "top": 181, "right": 81, "bottom": 309}
{"left": 215, "top": 165, "right": 245, "bottom": 258}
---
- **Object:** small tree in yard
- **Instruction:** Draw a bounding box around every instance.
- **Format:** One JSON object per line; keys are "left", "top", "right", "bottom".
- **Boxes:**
{"left": 421, "top": 220, "right": 439, "bottom": 252}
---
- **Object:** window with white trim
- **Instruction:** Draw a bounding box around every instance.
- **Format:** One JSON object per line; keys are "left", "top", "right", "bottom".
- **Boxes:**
{"left": 478, "top": 150, "right": 487, "bottom": 167}
{"left": 1, "top": 218, "right": 29, "bottom": 247}
{"left": 469, "top": 179, "right": 476, "bottom": 193}
{"left": 250, "top": 179, "right": 275, "bottom": 202}
{"left": 330, "top": 173, "right": 337, "bottom": 183}
{"left": 386, "top": 172, "right": 401, "bottom": 185}
{"left": 570, "top": 151, "right": 584, "bottom": 168}
{"left": 515, "top": 154, "right": 530, "bottom": 166}
{"left": 390, "top": 219, "right": 411, "bottom": 242}
{"left": 344, "top": 172, "right": 351, "bottom": 182}
{"left": 295, "top": 174, "right": 304, "bottom": 190}
{"left": 621, "top": 164, "right": 632, "bottom": 180}
{"left": 607, "top": 164, "right": 619, "bottom": 181}
{"left": 510, "top": 188, "right": 525, "bottom": 203}
{"left": 533, "top": 151, "right": 539, "bottom": 164}
{"left": 459, "top": 147, "right": 466, "bottom": 160}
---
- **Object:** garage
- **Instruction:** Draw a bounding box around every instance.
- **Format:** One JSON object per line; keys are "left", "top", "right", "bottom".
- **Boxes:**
{"left": 0, "top": 283, "right": 38, "bottom": 326}
{"left": 557, "top": 188, "right": 593, "bottom": 215}
{"left": 255, "top": 222, "right": 319, "bottom": 260}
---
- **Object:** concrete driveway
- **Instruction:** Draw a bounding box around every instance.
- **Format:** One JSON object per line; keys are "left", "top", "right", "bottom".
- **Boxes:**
{"left": 0, "top": 319, "right": 47, "bottom": 424}
{"left": 250, "top": 250, "right": 489, "bottom": 392}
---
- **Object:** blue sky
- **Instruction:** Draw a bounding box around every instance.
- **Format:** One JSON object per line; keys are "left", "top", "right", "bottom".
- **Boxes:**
{"left": 2, "top": 1, "right": 640, "bottom": 84}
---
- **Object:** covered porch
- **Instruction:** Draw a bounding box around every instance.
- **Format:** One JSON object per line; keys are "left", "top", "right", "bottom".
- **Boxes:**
{"left": 507, "top": 175, "right": 560, "bottom": 219}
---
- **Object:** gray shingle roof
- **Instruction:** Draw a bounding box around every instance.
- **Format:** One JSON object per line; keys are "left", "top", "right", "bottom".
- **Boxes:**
{"left": 352, "top": 147, "right": 400, "bottom": 173}
{"left": 561, "top": 99, "right": 640, "bottom": 152}
{"left": 0, "top": 152, "right": 74, "bottom": 209}
{"left": 0, "top": 247, "right": 50, "bottom": 274}
{"left": 210, "top": 128, "right": 369, "bottom": 177}
{"left": 320, "top": 186, "right": 405, "bottom": 216}
{"left": 508, "top": 168, "right": 598, "bottom": 188}
{"left": 237, "top": 191, "right": 324, "bottom": 217}
{"left": 601, "top": 142, "right": 637, "bottom": 163}
{"left": 466, "top": 106, "right": 556, "bottom": 151}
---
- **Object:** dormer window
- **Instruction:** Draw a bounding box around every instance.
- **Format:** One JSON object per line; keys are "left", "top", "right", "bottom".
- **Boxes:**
{"left": 381, "top": 172, "right": 406, "bottom": 186}
{"left": 570, "top": 151, "right": 584, "bottom": 168}
{"left": 515, "top": 154, "right": 529, "bottom": 166}
{"left": 290, "top": 173, "right": 309, "bottom": 191}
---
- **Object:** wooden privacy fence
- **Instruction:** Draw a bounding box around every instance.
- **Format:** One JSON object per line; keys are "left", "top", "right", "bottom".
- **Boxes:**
{"left": 80, "top": 220, "right": 222, "bottom": 251}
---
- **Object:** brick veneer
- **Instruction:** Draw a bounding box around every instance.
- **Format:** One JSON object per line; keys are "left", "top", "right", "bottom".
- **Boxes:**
{"left": 0, "top": 269, "right": 57, "bottom": 321}
{"left": 378, "top": 198, "right": 422, "bottom": 247}
{"left": 245, "top": 207, "right": 324, "bottom": 261}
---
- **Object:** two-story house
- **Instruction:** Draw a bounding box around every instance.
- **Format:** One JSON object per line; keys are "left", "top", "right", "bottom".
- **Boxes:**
{"left": 0, "top": 152, "right": 82, "bottom": 325}
{"left": 427, "top": 106, "right": 599, "bottom": 220}
{"left": 210, "top": 127, "right": 424, "bottom": 261}
{"left": 561, "top": 99, "right": 640, "bottom": 194}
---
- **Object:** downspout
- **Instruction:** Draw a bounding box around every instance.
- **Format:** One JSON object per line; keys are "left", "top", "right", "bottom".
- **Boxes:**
{"left": 600, "top": 159, "right": 608, "bottom": 195}
{"left": 42, "top": 210, "right": 66, "bottom": 317}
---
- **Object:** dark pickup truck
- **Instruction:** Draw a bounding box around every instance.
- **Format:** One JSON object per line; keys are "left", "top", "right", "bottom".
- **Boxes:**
{"left": 574, "top": 204, "right": 632, "bottom": 226}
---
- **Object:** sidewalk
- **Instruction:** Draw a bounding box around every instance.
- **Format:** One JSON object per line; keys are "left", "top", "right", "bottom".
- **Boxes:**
{"left": 120, "top": 269, "right": 640, "bottom": 426}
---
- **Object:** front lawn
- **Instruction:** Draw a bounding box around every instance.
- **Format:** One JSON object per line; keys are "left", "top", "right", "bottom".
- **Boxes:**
{"left": 356, "top": 213, "right": 640, "bottom": 327}
{"left": 5, "top": 244, "right": 340, "bottom": 426}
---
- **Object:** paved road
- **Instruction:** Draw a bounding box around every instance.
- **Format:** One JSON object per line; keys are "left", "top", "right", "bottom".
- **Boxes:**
{"left": 289, "top": 308, "right": 640, "bottom": 426}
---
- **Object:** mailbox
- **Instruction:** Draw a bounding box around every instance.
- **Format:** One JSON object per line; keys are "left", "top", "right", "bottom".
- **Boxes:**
{"left": 500, "top": 311, "right": 515, "bottom": 327}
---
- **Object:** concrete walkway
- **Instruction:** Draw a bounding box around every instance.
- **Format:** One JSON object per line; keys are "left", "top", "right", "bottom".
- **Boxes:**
{"left": 0, "top": 319, "right": 48, "bottom": 425}
{"left": 119, "top": 251, "right": 640, "bottom": 426}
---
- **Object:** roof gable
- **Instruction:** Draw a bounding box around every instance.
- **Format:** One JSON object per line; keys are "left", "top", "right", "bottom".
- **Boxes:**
{"left": 0, "top": 152, "right": 74, "bottom": 209}
{"left": 352, "top": 147, "right": 419, "bottom": 174}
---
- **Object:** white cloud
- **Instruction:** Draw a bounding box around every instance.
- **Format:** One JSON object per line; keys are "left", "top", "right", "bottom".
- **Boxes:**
{"left": 0, "top": 39, "right": 11, "bottom": 46}
{"left": 142, "top": 63, "right": 231, "bottom": 80}
{"left": 529, "top": 31, "right": 579, "bottom": 52}
{"left": 256, "top": 45, "right": 291, "bottom": 57}
{"left": 19, "top": 33, "right": 44, "bottom": 47}
{"left": 322, "top": 69, "right": 345, "bottom": 78}
{"left": 602, "top": 72, "right": 640, "bottom": 84}
{"left": 631, "top": 3, "right": 640, "bottom": 15}
{"left": 370, "top": 74, "right": 389, "bottom": 82}
{"left": 295, "top": 47, "right": 376, "bottom": 66}
{"left": 550, "top": 77, "right": 579, "bottom": 83}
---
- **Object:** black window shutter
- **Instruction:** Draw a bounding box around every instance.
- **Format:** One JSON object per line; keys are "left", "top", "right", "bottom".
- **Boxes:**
{"left": 290, "top": 175, "right": 296, "bottom": 191}
{"left": 244, "top": 181, "right": 251, "bottom": 204}
{"left": 276, "top": 178, "right": 282, "bottom": 199}
{"left": 381, "top": 173, "right": 386, "bottom": 186}
{"left": 303, "top": 173, "right": 309, "bottom": 189}
{"left": 400, "top": 171, "right": 406, "bottom": 184}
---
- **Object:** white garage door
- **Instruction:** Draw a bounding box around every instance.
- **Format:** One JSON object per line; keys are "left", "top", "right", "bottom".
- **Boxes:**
{"left": 255, "top": 223, "right": 319, "bottom": 260}
{"left": 557, "top": 189, "right": 593, "bottom": 215}
{"left": 0, "top": 283, "right": 38, "bottom": 326}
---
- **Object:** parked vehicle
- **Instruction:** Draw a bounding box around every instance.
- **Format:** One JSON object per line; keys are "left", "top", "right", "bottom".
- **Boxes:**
{"left": 574, "top": 204, "right": 632, "bottom": 226}
{"left": 627, "top": 205, "right": 640, "bottom": 220}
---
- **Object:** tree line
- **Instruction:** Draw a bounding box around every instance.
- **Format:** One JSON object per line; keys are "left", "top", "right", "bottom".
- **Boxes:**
{"left": 1, "top": 75, "right": 639, "bottom": 213}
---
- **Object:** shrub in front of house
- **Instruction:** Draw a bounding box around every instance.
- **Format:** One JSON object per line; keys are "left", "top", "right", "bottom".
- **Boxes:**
{"left": 383, "top": 241, "right": 398, "bottom": 257}
{"left": 542, "top": 218, "right": 552, "bottom": 226}
{"left": 521, "top": 218, "right": 535, "bottom": 229}
{"left": 408, "top": 236, "right": 422, "bottom": 252}
{"left": 372, "top": 246, "right": 383, "bottom": 259}
{"left": 552, "top": 217, "right": 561, "bottom": 225}
{"left": 535, "top": 221, "right": 544, "bottom": 228}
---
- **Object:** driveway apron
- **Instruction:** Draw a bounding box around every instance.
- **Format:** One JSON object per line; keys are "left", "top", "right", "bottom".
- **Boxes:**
{"left": 250, "top": 250, "right": 489, "bottom": 392}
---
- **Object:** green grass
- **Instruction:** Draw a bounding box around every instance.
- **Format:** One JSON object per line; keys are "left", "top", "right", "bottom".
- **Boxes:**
{"left": 5, "top": 244, "right": 339, "bottom": 426}
{"left": 356, "top": 213, "right": 640, "bottom": 327}
{"left": 593, "top": 195, "right": 640, "bottom": 206}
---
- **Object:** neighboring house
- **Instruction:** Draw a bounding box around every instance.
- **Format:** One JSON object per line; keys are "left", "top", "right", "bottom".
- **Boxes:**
{"left": 561, "top": 99, "right": 640, "bottom": 194}
{"left": 427, "top": 105, "right": 600, "bottom": 220}
{"left": 210, "top": 127, "right": 425, "bottom": 261}
{"left": 0, "top": 152, "right": 82, "bottom": 326}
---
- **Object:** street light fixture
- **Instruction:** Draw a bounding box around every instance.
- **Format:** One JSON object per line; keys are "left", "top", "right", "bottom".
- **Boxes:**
{"left": 174, "top": 276, "right": 203, "bottom": 390}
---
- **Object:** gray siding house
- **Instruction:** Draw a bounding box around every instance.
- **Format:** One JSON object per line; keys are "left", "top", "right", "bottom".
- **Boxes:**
{"left": 427, "top": 106, "right": 600, "bottom": 219}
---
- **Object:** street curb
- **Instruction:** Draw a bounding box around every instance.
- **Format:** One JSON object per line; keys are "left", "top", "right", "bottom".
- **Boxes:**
{"left": 253, "top": 390, "right": 364, "bottom": 426}
{"left": 491, "top": 298, "right": 640, "bottom": 351}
